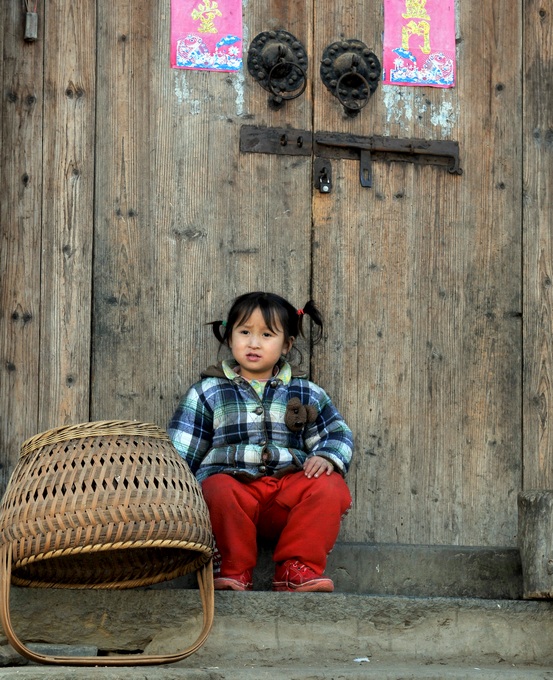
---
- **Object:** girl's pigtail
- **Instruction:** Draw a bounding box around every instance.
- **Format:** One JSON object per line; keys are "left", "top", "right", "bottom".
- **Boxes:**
{"left": 299, "top": 300, "right": 324, "bottom": 344}
{"left": 208, "top": 320, "right": 227, "bottom": 345}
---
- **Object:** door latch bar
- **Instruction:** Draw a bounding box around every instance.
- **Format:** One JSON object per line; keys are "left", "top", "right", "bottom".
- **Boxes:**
{"left": 240, "top": 126, "right": 313, "bottom": 156}
{"left": 240, "top": 125, "right": 462, "bottom": 191}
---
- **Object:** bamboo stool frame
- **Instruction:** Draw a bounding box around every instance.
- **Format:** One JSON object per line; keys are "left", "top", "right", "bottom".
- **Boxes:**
{"left": 0, "top": 420, "right": 215, "bottom": 666}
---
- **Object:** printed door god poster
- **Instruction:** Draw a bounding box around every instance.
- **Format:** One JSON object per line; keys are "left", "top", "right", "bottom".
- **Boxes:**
{"left": 171, "top": 0, "right": 243, "bottom": 72}
{"left": 383, "top": 0, "right": 456, "bottom": 88}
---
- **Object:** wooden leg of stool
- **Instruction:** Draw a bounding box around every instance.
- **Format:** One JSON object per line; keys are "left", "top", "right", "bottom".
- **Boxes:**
{"left": 0, "top": 547, "right": 215, "bottom": 667}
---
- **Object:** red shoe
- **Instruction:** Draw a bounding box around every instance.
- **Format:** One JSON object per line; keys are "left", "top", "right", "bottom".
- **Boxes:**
{"left": 214, "top": 571, "right": 253, "bottom": 591}
{"left": 273, "top": 560, "right": 334, "bottom": 592}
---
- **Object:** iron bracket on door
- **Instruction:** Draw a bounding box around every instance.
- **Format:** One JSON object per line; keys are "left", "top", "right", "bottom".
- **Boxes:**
{"left": 239, "top": 125, "right": 462, "bottom": 192}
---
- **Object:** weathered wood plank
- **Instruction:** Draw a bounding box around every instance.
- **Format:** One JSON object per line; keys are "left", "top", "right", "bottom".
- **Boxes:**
{"left": 0, "top": 5, "right": 44, "bottom": 493}
{"left": 451, "top": 0, "right": 522, "bottom": 547}
{"left": 312, "top": 0, "right": 522, "bottom": 546}
{"left": 92, "top": 2, "right": 162, "bottom": 423}
{"left": 201, "top": 0, "right": 314, "bottom": 368}
{"left": 522, "top": 1, "right": 553, "bottom": 489}
{"left": 518, "top": 491, "right": 553, "bottom": 598}
{"left": 38, "top": 1, "right": 96, "bottom": 431}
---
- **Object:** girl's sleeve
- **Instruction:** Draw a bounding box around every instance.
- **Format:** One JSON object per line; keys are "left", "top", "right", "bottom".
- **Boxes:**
{"left": 303, "top": 387, "right": 354, "bottom": 475}
{"left": 167, "top": 384, "right": 213, "bottom": 475}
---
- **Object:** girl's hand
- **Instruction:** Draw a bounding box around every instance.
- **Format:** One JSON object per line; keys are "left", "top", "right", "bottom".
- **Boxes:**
{"left": 303, "top": 455, "right": 334, "bottom": 478}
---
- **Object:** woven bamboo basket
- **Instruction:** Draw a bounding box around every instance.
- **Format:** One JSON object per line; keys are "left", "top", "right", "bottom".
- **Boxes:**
{"left": 0, "top": 420, "right": 215, "bottom": 666}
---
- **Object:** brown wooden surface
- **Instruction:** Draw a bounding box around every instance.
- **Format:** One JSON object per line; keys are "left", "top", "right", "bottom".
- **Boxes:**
{"left": 38, "top": 1, "right": 95, "bottom": 430}
{"left": 0, "top": 1, "right": 548, "bottom": 554}
{"left": 90, "top": 1, "right": 313, "bottom": 427}
{"left": 518, "top": 491, "right": 553, "bottom": 598}
{"left": 523, "top": 2, "right": 553, "bottom": 489}
{"left": 311, "top": 0, "right": 522, "bottom": 545}
{"left": 0, "top": 5, "right": 44, "bottom": 491}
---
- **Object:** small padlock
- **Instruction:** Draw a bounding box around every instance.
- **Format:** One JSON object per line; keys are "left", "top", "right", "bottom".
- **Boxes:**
{"left": 315, "top": 158, "right": 332, "bottom": 194}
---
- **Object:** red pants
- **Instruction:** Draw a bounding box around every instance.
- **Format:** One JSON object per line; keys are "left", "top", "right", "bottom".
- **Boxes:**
{"left": 201, "top": 472, "right": 352, "bottom": 575}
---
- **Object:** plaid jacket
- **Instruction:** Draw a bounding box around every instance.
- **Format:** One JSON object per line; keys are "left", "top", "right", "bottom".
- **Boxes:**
{"left": 168, "top": 360, "right": 353, "bottom": 482}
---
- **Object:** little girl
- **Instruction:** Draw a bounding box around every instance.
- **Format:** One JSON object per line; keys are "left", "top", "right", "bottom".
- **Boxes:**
{"left": 168, "top": 292, "right": 353, "bottom": 592}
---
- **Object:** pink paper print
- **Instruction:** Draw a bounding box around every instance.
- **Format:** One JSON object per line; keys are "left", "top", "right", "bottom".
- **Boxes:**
{"left": 171, "top": 0, "right": 243, "bottom": 72}
{"left": 383, "top": 0, "right": 456, "bottom": 88}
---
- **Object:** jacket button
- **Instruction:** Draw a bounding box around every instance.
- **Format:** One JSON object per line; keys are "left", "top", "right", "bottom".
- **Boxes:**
{"left": 254, "top": 406, "right": 264, "bottom": 415}
{"left": 258, "top": 465, "right": 267, "bottom": 473}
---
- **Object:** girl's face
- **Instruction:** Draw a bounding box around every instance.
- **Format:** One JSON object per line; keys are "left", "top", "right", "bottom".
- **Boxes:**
{"left": 229, "top": 307, "right": 293, "bottom": 381}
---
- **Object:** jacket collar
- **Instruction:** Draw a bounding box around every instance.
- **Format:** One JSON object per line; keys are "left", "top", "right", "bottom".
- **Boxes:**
{"left": 201, "top": 358, "right": 306, "bottom": 383}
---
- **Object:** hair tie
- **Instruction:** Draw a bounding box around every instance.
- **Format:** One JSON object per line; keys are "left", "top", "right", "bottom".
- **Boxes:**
{"left": 297, "top": 308, "right": 304, "bottom": 316}
{"left": 221, "top": 320, "right": 227, "bottom": 327}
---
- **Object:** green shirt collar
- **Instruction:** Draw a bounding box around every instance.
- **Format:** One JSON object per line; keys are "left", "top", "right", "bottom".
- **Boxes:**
{"left": 221, "top": 358, "right": 292, "bottom": 385}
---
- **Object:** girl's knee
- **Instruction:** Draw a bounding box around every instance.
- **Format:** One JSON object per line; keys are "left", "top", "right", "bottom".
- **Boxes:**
{"left": 318, "top": 470, "right": 350, "bottom": 491}
{"left": 301, "top": 472, "right": 352, "bottom": 507}
{"left": 313, "top": 473, "right": 352, "bottom": 513}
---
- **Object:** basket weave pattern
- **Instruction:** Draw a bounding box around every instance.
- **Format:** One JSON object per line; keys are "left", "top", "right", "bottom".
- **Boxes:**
{"left": 0, "top": 420, "right": 214, "bottom": 589}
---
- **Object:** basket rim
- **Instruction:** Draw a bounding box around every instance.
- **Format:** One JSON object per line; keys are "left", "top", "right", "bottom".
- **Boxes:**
{"left": 9, "top": 539, "right": 212, "bottom": 589}
{"left": 20, "top": 420, "right": 171, "bottom": 458}
{"left": 11, "top": 537, "right": 213, "bottom": 570}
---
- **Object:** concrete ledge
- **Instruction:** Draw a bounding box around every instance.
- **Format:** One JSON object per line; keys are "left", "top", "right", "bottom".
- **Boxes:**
{"left": 2, "top": 589, "right": 553, "bottom": 667}
{"left": 155, "top": 543, "right": 523, "bottom": 599}
{"left": 326, "top": 543, "right": 522, "bottom": 599}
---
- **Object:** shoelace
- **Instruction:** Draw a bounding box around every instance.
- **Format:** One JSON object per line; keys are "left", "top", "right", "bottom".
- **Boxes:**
{"left": 288, "top": 560, "right": 314, "bottom": 576}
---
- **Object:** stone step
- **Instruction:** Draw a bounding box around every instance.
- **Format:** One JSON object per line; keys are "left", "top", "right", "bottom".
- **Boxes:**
{"left": 259, "top": 542, "right": 523, "bottom": 598}
{"left": 1, "top": 659, "right": 553, "bottom": 679}
{"left": 2, "top": 589, "right": 553, "bottom": 673}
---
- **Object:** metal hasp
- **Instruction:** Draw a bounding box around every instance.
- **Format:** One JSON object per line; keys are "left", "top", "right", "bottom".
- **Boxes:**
{"left": 247, "top": 30, "right": 308, "bottom": 110}
{"left": 320, "top": 40, "right": 381, "bottom": 117}
{"left": 240, "top": 125, "right": 463, "bottom": 192}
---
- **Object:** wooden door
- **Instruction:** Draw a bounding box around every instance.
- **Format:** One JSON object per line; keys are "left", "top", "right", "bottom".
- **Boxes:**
{"left": 88, "top": 0, "right": 522, "bottom": 548}
{"left": 311, "top": 1, "right": 522, "bottom": 547}
{"left": 90, "top": 1, "right": 314, "bottom": 425}
{"left": 2, "top": 0, "right": 551, "bottom": 555}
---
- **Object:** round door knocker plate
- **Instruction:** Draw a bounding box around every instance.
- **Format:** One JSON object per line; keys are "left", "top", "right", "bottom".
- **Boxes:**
{"left": 247, "top": 30, "right": 308, "bottom": 109}
{"left": 320, "top": 39, "right": 381, "bottom": 116}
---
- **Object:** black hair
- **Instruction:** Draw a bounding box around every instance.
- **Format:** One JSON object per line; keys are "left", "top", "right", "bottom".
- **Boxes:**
{"left": 209, "top": 292, "right": 323, "bottom": 349}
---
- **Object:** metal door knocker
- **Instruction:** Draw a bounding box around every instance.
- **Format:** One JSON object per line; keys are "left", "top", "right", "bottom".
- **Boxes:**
{"left": 247, "top": 30, "right": 308, "bottom": 110}
{"left": 320, "top": 39, "right": 381, "bottom": 116}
